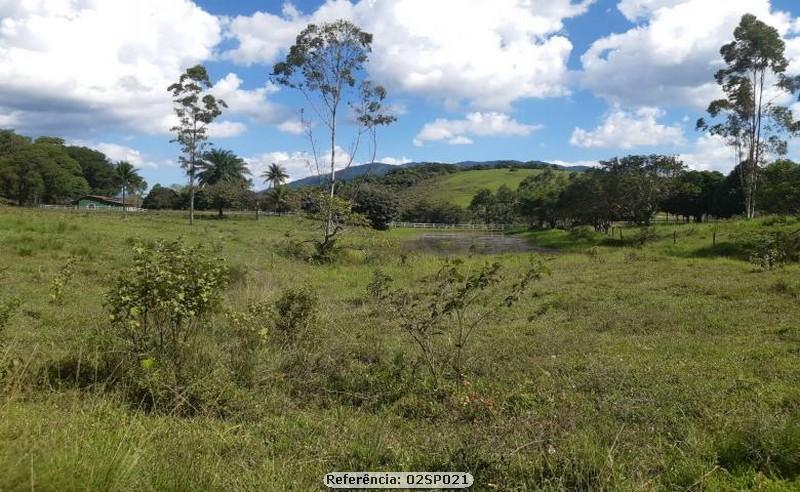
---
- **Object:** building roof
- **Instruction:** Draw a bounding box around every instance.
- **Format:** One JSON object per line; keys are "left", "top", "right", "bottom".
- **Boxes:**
{"left": 76, "top": 195, "right": 126, "bottom": 206}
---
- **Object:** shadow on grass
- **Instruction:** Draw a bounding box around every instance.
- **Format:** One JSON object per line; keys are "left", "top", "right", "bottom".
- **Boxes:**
{"left": 690, "top": 242, "right": 750, "bottom": 260}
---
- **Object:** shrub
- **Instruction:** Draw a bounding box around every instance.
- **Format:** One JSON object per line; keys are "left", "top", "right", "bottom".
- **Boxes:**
{"left": 272, "top": 287, "right": 317, "bottom": 343}
{"left": 105, "top": 239, "right": 230, "bottom": 413}
{"left": 49, "top": 256, "right": 77, "bottom": 305}
{"left": 351, "top": 187, "right": 399, "bottom": 230}
{"left": 569, "top": 226, "right": 600, "bottom": 242}
{"left": 749, "top": 231, "right": 800, "bottom": 270}
{"left": 224, "top": 302, "right": 271, "bottom": 386}
{"left": 0, "top": 266, "right": 19, "bottom": 337}
{"left": 384, "top": 257, "right": 548, "bottom": 382}
{"left": 366, "top": 269, "right": 393, "bottom": 300}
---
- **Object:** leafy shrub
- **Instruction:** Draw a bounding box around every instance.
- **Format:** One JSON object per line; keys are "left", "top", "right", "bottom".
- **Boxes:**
{"left": 224, "top": 302, "right": 271, "bottom": 386}
{"left": 366, "top": 269, "right": 393, "bottom": 299}
{"left": 351, "top": 186, "right": 399, "bottom": 230}
{"left": 569, "top": 226, "right": 600, "bottom": 242}
{"left": 105, "top": 239, "right": 230, "bottom": 413}
{"left": 49, "top": 256, "right": 77, "bottom": 304}
{"left": 383, "top": 257, "right": 548, "bottom": 382}
{"left": 635, "top": 226, "right": 658, "bottom": 246}
{"left": 0, "top": 266, "right": 19, "bottom": 336}
{"left": 585, "top": 246, "right": 603, "bottom": 263}
{"left": 272, "top": 287, "right": 317, "bottom": 343}
{"left": 749, "top": 231, "right": 800, "bottom": 270}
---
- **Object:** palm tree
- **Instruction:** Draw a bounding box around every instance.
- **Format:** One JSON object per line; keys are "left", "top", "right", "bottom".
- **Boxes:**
{"left": 198, "top": 149, "right": 251, "bottom": 187}
{"left": 115, "top": 161, "right": 143, "bottom": 213}
{"left": 198, "top": 149, "right": 251, "bottom": 218}
{"left": 265, "top": 185, "right": 291, "bottom": 214}
{"left": 262, "top": 163, "right": 289, "bottom": 189}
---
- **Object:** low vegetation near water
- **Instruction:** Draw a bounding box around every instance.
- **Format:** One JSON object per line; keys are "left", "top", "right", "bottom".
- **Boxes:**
{"left": 2, "top": 208, "right": 800, "bottom": 490}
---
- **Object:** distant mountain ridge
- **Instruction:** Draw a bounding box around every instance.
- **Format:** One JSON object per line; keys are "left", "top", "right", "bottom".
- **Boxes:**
{"left": 285, "top": 160, "right": 590, "bottom": 189}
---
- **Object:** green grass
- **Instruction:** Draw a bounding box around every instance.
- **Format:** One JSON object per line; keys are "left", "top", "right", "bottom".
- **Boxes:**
{"left": 402, "top": 168, "right": 563, "bottom": 207}
{"left": 2, "top": 208, "right": 800, "bottom": 490}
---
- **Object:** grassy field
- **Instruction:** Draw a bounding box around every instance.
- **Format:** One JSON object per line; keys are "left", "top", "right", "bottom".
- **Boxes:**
{"left": 401, "top": 168, "right": 563, "bottom": 207}
{"left": 2, "top": 208, "right": 800, "bottom": 490}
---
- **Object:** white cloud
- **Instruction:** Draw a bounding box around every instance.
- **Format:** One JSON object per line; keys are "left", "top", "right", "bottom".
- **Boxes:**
{"left": 224, "top": 0, "right": 594, "bottom": 109}
{"left": 207, "top": 121, "right": 247, "bottom": 138}
{"left": 277, "top": 119, "right": 305, "bottom": 135}
{"left": 678, "top": 134, "right": 737, "bottom": 171}
{"left": 616, "top": 0, "right": 685, "bottom": 21}
{"left": 208, "top": 73, "right": 285, "bottom": 123}
{"left": 92, "top": 143, "right": 158, "bottom": 169}
{"left": 0, "top": 0, "right": 222, "bottom": 135}
{"left": 570, "top": 107, "right": 685, "bottom": 148}
{"left": 377, "top": 156, "right": 412, "bottom": 165}
{"left": 413, "top": 112, "right": 541, "bottom": 146}
{"left": 550, "top": 159, "right": 600, "bottom": 168}
{"left": 580, "top": 0, "right": 797, "bottom": 108}
{"left": 448, "top": 136, "right": 473, "bottom": 145}
{"left": 246, "top": 145, "right": 353, "bottom": 186}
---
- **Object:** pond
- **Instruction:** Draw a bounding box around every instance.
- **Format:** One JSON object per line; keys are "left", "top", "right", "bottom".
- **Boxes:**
{"left": 405, "top": 232, "right": 556, "bottom": 255}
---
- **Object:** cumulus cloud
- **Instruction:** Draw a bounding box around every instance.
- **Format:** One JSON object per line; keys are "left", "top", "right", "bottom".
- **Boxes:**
{"left": 570, "top": 107, "right": 684, "bottom": 149}
{"left": 92, "top": 143, "right": 158, "bottom": 169}
{"left": 207, "top": 73, "right": 285, "bottom": 123}
{"left": 678, "top": 134, "right": 737, "bottom": 171}
{"left": 207, "top": 121, "right": 247, "bottom": 139}
{"left": 413, "top": 112, "right": 541, "bottom": 146}
{"left": 579, "top": 0, "right": 798, "bottom": 108}
{"left": 277, "top": 119, "right": 305, "bottom": 135}
{"left": 377, "top": 156, "right": 412, "bottom": 165}
{"left": 224, "top": 0, "right": 593, "bottom": 109}
{"left": 245, "top": 145, "right": 354, "bottom": 186}
{"left": 0, "top": 0, "right": 222, "bottom": 136}
{"left": 550, "top": 159, "right": 600, "bottom": 168}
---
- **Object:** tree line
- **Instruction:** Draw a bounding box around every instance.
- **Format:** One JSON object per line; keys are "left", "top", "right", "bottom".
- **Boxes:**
{"left": 0, "top": 131, "right": 146, "bottom": 206}
{"left": 468, "top": 156, "right": 800, "bottom": 229}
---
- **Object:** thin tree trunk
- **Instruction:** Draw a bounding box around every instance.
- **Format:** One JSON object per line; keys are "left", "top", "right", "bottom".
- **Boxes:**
{"left": 189, "top": 166, "right": 195, "bottom": 225}
{"left": 326, "top": 105, "right": 337, "bottom": 239}
{"left": 122, "top": 183, "right": 127, "bottom": 214}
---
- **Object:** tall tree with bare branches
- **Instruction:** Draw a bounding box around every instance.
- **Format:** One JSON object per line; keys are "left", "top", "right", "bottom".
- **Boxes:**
{"left": 168, "top": 65, "right": 227, "bottom": 225}
{"left": 697, "top": 14, "right": 800, "bottom": 218}
{"left": 272, "top": 19, "right": 395, "bottom": 258}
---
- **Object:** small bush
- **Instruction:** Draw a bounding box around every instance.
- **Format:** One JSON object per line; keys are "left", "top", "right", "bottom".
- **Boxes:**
{"left": 272, "top": 287, "right": 317, "bottom": 343}
{"left": 569, "top": 226, "right": 599, "bottom": 242}
{"left": 366, "top": 269, "right": 393, "bottom": 299}
{"left": 49, "top": 256, "right": 78, "bottom": 305}
{"left": 105, "top": 239, "right": 230, "bottom": 414}
{"left": 384, "top": 257, "right": 548, "bottom": 382}
{"left": 749, "top": 231, "right": 800, "bottom": 270}
{"left": 224, "top": 302, "right": 271, "bottom": 386}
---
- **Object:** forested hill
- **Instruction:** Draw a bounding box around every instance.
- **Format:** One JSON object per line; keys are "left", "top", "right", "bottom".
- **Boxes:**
{"left": 286, "top": 160, "right": 590, "bottom": 188}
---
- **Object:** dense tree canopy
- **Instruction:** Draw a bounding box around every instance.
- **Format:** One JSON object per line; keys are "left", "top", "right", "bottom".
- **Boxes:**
{"left": 0, "top": 136, "right": 89, "bottom": 205}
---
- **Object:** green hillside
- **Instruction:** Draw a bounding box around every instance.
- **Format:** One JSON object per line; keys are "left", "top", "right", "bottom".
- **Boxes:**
{"left": 402, "top": 167, "right": 567, "bottom": 207}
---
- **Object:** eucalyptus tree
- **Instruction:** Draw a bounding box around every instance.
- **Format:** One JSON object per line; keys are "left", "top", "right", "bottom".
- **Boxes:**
{"left": 262, "top": 162, "right": 289, "bottom": 189}
{"left": 168, "top": 65, "right": 227, "bottom": 225}
{"left": 697, "top": 14, "right": 800, "bottom": 218}
{"left": 272, "top": 19, "right": 395, "bottom": 258}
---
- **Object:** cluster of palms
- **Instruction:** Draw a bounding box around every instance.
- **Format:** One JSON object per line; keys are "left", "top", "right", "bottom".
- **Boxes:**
{"left": 262, "top": 162, "right": 291, "bottom": 213}
{"left": 198, "top": 149, "right": 291, "bottom": 215}
{"left": 117, "top": 149, "right": 291, "bottom": 216}
{"left": 114, "top": 161, "right": 145, "bottom": 212}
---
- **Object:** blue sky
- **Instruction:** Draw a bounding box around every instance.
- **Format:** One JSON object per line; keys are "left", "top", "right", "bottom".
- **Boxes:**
{"left": 1, "top": 0, "right": 800, "bottom": 189}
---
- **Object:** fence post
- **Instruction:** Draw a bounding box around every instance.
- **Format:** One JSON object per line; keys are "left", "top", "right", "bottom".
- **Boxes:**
{"left": 713, "top": 231, "right": 716, "bottom": 246}
{"left": 673, "top": 230, "right": 677, "bottom": 244}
